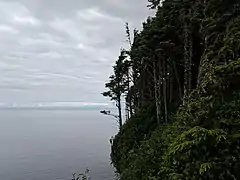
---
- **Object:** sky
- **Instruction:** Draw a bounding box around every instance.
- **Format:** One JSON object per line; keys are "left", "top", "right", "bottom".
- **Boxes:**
{"left": 0, "top": 0, "right": 153, "bottom": 106}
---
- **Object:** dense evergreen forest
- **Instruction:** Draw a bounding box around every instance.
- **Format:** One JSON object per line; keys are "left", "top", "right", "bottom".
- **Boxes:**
{"left": 103, "top": 0, "right": 240, "bottom": 179}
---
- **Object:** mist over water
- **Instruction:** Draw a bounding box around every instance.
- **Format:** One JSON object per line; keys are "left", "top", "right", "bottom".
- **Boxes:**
{"left": 0, "top": 109, "right": 117, "bottom": 180}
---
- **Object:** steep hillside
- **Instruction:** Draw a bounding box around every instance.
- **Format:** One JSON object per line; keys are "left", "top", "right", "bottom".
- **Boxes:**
{"left": 104, "top": 0, "right": 240, "bottom": 179}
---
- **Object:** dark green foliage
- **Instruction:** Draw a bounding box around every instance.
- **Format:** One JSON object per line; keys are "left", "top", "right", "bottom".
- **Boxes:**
{"left": 147, "top": 0, "right": 162, "bottom": 9}
{"left": 72, "top": 169, "right": 90, "bottom": 180}
{"left": 105, "top": 0, "right": 240, "bottom": 179}
{"left": 111, "top": 104, "right": 157, "bottom": 173}
{"left": 115, "top": 90, "right": 240, "bottom": 180}
{"left": 119, "top": 123, "right": 179, "bottom": 180}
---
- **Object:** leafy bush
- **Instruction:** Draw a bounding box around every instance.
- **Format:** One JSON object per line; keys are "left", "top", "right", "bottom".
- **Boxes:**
{"left": 71, "top": 169, "right": 90, "bottom": 180}
{"left": 111, "top": 104, "right": 157, "bottom": 172}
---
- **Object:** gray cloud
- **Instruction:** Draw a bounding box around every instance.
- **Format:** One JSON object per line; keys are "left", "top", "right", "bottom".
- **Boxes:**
{"left": 0, "top": 0, "right": 153, "bottom": 104}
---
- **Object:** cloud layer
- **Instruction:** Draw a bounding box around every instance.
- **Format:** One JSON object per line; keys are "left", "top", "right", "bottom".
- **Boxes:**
{"left": 0, "top": 0, "right": 152, "bottom": 104}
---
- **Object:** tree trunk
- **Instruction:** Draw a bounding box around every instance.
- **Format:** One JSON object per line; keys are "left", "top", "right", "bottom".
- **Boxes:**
{"left": 169, "top": 61, "right": 173, "bottom": 103}
{"left": 129, "top": 90, "right": 133, "bottom": 117}
{"left": 153, "top": 57, "right": 161, "bottom": 124}
{"left": 189, "top": 25, "right": 193, "bottom": 93}
{"left": 197, "top": 0, "right": 207, "bottom": 86}
{"left": 132, "top": 60, "right": 138, "bottom": 113}
{"left": 127, "top": 70, "right": 133, "bottom": 117}
{"left": 183, "top": 14, "right": 192, "bottom": 102}
{"left": 173, "top": 60, "right": 182, "bottom": 100}
{"left": 183, "top": 21, "right": 189, "bottom": 100}
{"left": 162, "top": 57, "right": 168, "bottom": 123}
{"left": 125, "top": 99, "right": 129, "bottom": 120}
{"left": 117, "top": 96, "right": 123, "bottom": 128}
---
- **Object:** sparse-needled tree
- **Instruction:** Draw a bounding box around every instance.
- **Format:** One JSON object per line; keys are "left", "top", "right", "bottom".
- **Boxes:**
{"left": 102, "top": 50, "right": 127, "bottom": 129}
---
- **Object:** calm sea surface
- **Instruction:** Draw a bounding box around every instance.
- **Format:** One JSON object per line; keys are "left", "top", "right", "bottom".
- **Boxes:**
{"left": 0, "top": 109, "right": 117, "bottom": 180}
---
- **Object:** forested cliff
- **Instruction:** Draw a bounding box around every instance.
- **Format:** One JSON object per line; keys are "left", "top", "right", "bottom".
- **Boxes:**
{"left": 103, "top": 0, "right": 240, "bottom": 179}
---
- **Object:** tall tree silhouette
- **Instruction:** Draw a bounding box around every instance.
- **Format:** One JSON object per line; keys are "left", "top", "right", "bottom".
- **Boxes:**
{"left": 102, "top": 50, "right": 127, "bottom": 128}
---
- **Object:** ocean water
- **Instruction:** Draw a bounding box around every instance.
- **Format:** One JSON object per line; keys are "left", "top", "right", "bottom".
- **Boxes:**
{"left": 0, "top": 109, "right": 117, "bottom": 180}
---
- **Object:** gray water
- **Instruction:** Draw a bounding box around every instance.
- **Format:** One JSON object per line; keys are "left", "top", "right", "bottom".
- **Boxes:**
{"left": 0, "top": 109, "right": 117, "bottom": 180}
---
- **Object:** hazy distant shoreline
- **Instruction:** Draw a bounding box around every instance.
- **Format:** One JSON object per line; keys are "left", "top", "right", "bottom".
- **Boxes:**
{"left": 0, "top": 106, "right": 115, "bottom": 110}
{"left": 0, "top": 102, "right": 114, "bottom": 111}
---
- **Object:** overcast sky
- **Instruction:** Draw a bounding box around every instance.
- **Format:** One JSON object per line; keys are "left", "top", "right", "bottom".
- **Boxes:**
{"left": 0, "top": 0, "right": 153, "bottom": 105}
